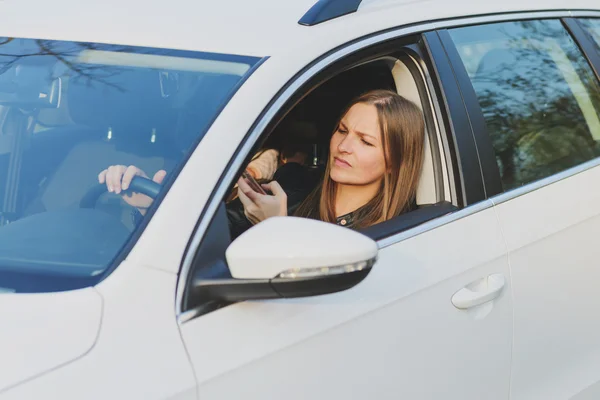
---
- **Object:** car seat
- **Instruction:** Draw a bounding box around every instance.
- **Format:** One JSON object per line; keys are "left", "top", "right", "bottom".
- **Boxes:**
{"left": 391, "top": 58, "right": 438, "bottom": 206}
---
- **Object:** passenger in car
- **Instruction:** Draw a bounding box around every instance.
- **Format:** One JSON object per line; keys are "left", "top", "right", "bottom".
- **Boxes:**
{"left": 226, "top": 119, "right": 318, "bottom": 203}
{"left": 227, "top": 123, "right": 320, "bottom": 238}
{"left": 237, "top": 89, "right": 424, "bottom": 230}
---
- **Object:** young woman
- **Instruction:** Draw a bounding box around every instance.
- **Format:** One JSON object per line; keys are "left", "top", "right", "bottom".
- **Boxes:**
{"left": 236, "top": 89, "right": 425, "bottom": 230}
{"left": 99, "top": 89, "right": 425, "bottom": 231}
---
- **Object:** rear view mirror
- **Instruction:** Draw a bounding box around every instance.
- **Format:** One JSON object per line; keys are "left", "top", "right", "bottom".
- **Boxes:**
{"left": 0, "top": 63, "right": 62, "bottom": 109}
{"left": 193, "top": 217, "right": 378, "bottom": 302}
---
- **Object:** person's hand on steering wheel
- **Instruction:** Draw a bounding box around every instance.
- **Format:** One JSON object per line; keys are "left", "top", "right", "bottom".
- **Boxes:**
{"left": 98, "top": 165, "right": 167, "bottom": 214}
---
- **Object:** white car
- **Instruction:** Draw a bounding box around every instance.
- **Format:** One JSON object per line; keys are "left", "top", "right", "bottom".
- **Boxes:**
{"left": 1, "top": 0, "right": 600, "bottom": 399}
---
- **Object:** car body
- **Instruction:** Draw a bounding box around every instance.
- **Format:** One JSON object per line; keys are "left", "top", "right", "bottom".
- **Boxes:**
{"left": 1, "top": 0, "right": 600, "bottom": 399}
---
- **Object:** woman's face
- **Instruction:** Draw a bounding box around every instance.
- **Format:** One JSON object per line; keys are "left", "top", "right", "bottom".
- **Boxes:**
{"left": 329, "top": 103, "right": 387, "bottom": 186}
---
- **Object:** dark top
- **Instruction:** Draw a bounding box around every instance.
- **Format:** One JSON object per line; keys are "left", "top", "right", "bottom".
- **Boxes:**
{"left": 335, "top": 209, "right": 362, "bottom": 229}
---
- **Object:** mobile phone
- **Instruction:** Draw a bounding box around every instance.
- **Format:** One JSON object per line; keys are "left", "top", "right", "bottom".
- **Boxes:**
{"left": 241, "top": 170, "right": 266, "bottom": 195}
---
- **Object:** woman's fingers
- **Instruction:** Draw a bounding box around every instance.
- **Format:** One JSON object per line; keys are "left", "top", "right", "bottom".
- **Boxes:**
{"left": 98, "top": 169, "right": 108, "bottom": 184}
{"left": 101, "top": 165, "right": 162, "bottom": 198}
{"left": 262, "top": 181, "right": 286, "bottom": 199}
{"left": 98, "top": 165, "right": 162, "bottom": 211}
{"left": 122, "top": 166, "right": 147, "bottom": 191}
{"left": 237, "top": 177, "right": 261, "bottom": 202}
{"left": 237, "top": 183, "right": 256, "bottom": 209}
{"left": 238, "top": 190, "right": 261, "bottom": 225}
{"left": 239, "top": 178, "right": 288, "bottom": 225}
{"left": 106, "top": 165, "right": 126, "bottom": 193}
{"left": 153, "top": 169, "right": 167, "bottom": 184}
{"left": 104, "top": 167, "right": 114, "bottom": 191}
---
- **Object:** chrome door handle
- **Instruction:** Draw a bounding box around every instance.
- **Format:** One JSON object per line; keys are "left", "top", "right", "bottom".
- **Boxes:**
{"left": 451, "top": 273, "right": 505, "bottom": 309}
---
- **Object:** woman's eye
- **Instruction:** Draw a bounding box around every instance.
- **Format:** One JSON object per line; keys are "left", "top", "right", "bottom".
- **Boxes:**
{"left": 361, "top": 139, "right": 374, "bottom": 146}
{"left": 337, "top": 127, "right": 348, "bottom": 134}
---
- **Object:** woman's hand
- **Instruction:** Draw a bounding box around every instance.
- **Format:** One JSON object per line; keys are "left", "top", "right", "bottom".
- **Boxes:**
{"left": 98, "top": 165, "right": 167, "bottom": 212}
{"left": 237, "top": 178, "right": 287, "bottom": 225}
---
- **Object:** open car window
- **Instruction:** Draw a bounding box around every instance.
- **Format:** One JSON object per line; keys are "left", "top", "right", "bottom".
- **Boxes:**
{"left": 0, "top": 38, "right": 260, "bottom": 293}
{"left": 224, "top": 57, "right": 448, "bottom": 241}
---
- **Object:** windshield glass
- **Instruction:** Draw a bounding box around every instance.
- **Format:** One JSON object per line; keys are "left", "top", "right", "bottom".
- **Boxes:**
{"left": 0, "top": 38, "right": 260, "bottom": 293}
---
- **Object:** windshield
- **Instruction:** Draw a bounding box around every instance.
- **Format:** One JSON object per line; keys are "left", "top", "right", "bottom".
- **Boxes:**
{"left": 0, "top": 38, "right": 260, "bottom": 293}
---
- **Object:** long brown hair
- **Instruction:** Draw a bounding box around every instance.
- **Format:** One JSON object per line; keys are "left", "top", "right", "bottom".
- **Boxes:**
{"left": 295, "top": 89, "right": 425, "bottom": 229}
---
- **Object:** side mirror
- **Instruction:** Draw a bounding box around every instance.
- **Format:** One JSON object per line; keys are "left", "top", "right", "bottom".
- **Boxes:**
{"left": 193, "top": 217, "right": 378, "bottom": 302}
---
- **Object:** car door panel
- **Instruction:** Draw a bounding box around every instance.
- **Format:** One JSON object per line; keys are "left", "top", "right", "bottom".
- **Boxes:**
{"left": 180, "top": 203, "right": 513, "bottom": 400}
{"left": 492, "top": 165, "right": 600, "bottom": 399}
{"left": 445, "top": 17, "right": 600, "bottom": 400}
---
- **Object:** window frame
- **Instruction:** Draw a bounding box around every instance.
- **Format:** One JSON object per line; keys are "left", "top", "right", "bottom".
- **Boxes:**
{"left": 422, "top": 31, "right": 488, "bottom": 204}
{"left": 442, "top": 15, "right": 600, "bottom": 202}
{"left": 177, "top": 31, "right": 484, "bottom": 319}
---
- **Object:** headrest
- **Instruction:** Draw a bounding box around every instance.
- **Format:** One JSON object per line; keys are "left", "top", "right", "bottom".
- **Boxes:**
{"left": 390, "top": 58, "right": 436, "bottom": 205}
{"left": 0, "top": 56, "right": 61, "bottom": 109}
{"left": 391, "top": 60, "right": 422, "bottom": 110}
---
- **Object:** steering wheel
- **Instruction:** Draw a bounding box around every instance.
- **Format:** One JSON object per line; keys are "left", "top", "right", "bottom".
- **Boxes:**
{"left": 80, "top": 176, "right": 162, "bottom": 209}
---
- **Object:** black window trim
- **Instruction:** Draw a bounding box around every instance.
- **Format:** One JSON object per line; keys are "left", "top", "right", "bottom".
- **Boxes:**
{"left": 176, "top": 9, "right": 600, "bottom": 322}
{"left": 434, "top": 29, "right": 504, "bottom": 199}
{"left": 422, "top": 31, "right": 488, "bottom": 205}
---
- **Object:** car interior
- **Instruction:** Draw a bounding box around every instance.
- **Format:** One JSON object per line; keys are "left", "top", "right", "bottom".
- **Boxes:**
{"left": 231, "top": 53, "right": 442, "bottom": 233}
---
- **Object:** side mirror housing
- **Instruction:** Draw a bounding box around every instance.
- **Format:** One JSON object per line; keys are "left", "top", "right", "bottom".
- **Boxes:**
{"left": 193, "top": 217, "right": 378, "bottom": 302}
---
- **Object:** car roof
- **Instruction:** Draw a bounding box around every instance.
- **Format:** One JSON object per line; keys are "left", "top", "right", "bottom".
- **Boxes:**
{"left": 0, "top": 0, "right": 599, "bottom": 58}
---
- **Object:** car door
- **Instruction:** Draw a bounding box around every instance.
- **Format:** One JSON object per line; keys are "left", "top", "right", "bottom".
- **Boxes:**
{"left": 177, "top": 30, "right": 513, "bottom": 400}
{"left": 446, "top": 16, "right": 600, "bottom": 399}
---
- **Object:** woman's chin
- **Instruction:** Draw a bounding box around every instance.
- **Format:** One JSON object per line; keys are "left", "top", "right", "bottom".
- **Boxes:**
{"left": 330, "top": 170, "right": 357, "bottom": 185}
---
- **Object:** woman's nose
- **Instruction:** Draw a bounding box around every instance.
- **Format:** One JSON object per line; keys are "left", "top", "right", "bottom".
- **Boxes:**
{"left": 337, "top": 134, "right": 354, "bottom": 153}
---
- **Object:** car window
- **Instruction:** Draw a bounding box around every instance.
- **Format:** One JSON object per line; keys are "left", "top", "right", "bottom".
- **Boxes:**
{"left": 223, "top": 57, "right": 451, "bottom": 243}
{"left": 0, "top": 38, "right": 260, "bottom": 293}
{"left": 579, "top": 18, "right": 600, "bottom": 49}
{"left": 448, "top": 20, "right": 600, "bottom": 190}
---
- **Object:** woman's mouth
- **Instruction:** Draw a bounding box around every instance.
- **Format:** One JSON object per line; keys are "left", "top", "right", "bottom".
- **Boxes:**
{"left": 334, "top": 157, "right": 351, "bottom": 168}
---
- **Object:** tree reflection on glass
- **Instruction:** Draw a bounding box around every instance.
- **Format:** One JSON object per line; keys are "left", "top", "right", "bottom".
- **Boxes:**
{"left": 0, "top": 38, "right": 134, "bottom": 92}
{"left": 450, "top": 20, "right": 600, "bottom": 190}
